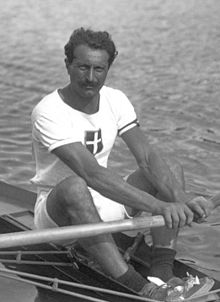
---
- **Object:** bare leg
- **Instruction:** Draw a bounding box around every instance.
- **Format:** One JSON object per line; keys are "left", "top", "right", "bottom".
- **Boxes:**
{"left": 126, "top": 162, "right": 185, "bottom": 282}
{"left": 151, "top": 161, "right": 185, "bottom": 248}
{"left": 126, "top": 161, "right": 185, "bottom": 248}
{"left": 46, "top": 175, "right": 128, "bottom": 278}
{"left": 126, "top": 168, "right": 178, "bottom": 248}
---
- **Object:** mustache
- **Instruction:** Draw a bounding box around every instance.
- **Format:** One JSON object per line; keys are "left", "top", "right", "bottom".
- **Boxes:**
{"left": 81, "top": 80, "right": 97, "bottom": 87}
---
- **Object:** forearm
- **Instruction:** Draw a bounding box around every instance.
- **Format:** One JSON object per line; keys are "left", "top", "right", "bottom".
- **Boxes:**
{"left": 85, "top": 166, "right": 163, "bottom": 214}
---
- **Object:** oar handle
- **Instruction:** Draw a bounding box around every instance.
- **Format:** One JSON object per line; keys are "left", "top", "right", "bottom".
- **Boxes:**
{"left": 0, "top": 215, "right": 165, "bottom": 249}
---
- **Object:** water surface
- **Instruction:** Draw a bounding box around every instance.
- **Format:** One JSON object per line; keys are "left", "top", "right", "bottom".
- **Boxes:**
{"left": 0, "top": 0, "right": 220, "bottom": 290}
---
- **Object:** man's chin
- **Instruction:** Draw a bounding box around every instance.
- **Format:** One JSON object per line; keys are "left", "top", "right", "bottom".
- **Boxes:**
{"left": 81, "top": 88, "right": 99, "bottom": 98}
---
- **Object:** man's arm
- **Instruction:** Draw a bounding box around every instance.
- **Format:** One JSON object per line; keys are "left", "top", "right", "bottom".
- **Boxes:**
{"left": 52, "top": 142, "right": 193, "bottom": 228}
{"left": 121, "top": 126, "right": 209, "bottom": 217}
{"left": 53, "top": 141, "right": 162, "bottom": 213}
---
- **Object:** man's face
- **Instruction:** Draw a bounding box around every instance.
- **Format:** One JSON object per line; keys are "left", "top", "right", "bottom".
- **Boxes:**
{"left": 67, "top": 44, "right": 110, "bottom": 99}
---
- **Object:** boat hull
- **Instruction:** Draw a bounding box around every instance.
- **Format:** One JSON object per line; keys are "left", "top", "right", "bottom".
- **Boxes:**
{"left": 0, "top": 181, "right": 219, "bottom": 301}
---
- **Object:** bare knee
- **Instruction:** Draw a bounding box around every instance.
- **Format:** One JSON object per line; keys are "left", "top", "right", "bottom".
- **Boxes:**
{"left": 58, "top": 175, "right": 88, "bottom": 205}
{"left": 126, "top": 168, "right": 157, "bottom": 195}
{"left": 47, "top": 175, "right": 98, "bottom": 226}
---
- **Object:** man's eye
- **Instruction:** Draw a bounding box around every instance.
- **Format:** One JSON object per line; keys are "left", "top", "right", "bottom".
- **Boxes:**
{"left": 79, "top": 65, "right": 88, "bottom": 71}
{"left": 95, "top": 67, "right": 104, "bottom": 72}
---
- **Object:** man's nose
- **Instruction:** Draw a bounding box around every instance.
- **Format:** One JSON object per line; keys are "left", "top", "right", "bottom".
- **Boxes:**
{"left": 86, "top": 67, "right": 95, "bottom": 82}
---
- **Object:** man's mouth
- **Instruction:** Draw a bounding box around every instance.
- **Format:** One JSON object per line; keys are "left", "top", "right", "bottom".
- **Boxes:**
{"left": 82, "top": 82, "right": 96, "bottom": 88}
{"left": 83, "top": 85, "right": 97, "bottom": 91}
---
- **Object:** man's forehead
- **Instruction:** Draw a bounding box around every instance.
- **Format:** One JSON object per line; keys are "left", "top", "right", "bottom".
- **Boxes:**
{"left": 73, "top": 44, "right": 109, "bottom": 63}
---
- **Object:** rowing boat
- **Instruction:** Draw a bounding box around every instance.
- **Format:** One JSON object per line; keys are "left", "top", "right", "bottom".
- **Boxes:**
{"left": 0, "top": 180, "right": 219, "bottom": 302}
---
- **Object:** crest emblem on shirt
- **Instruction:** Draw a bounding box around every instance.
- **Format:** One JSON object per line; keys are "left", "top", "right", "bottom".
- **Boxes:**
{"left": 85, "top": 129, "right": 103, "bottom": 155}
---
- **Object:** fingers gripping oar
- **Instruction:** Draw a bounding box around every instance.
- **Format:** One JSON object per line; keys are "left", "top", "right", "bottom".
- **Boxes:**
{"left": 0, "top": 216, "right": 165, "bottom": 249}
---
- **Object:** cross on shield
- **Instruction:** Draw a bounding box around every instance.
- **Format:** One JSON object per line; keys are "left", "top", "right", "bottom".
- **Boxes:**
{"left": 85, "top": 129, "right": 103, "bottom": 155}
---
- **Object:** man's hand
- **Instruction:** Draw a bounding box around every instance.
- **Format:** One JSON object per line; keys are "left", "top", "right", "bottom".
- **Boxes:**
{"left": 156, "top": 202, "right": 194, "bottom": 229}
{"left": 186, "top": 196, "right": 214, "bottom": 221}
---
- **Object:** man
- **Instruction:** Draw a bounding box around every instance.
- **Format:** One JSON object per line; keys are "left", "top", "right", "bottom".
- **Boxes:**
{"left": 31, "top": 28, "right": 214, "bottom": 299}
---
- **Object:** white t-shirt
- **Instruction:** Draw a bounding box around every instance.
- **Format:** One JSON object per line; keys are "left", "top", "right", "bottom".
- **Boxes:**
{"left": 31, "top": 85, "right": 138, "bottom": 189}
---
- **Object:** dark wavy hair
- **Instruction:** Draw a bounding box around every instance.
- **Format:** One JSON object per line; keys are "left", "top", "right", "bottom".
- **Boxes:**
{"left": 64, "top": 27, "right": 118, "bottom": 67}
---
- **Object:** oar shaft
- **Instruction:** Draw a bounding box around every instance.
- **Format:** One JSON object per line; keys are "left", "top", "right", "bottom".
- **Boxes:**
{"left": 0, "top": 216, "right": 165, "bottom": 249}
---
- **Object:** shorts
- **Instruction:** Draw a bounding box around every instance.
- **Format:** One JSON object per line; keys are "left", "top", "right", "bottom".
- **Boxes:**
{"left": 34, "top": 189, "right": 57, "bottom": 229}
{"left": 34, "top": 188, "right": 131, "bottom": 230}
{"left": 34, "top": 188, "right": 152, "bottom": 246}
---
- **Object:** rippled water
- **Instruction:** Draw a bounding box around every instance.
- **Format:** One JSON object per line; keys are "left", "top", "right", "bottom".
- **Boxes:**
{"left": 0, "top": 0, "right": 220, "bottom": 284}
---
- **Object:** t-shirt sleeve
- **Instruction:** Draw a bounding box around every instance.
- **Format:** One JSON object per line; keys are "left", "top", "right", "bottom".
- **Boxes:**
{"left": 32, "top": 109, "right": 83, "bottom": 152}
{"left": 115, "top": 90, "right": 139, "bottom": 136}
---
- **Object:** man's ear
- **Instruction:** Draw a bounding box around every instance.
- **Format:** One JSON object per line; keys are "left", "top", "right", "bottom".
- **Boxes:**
{"left": 65, "top": 58, "right": 70, "bottom": 71}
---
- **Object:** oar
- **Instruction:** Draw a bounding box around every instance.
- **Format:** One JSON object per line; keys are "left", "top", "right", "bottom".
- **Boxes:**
{"left": 0, "top": 215, "right": 165, "bottom": 249}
